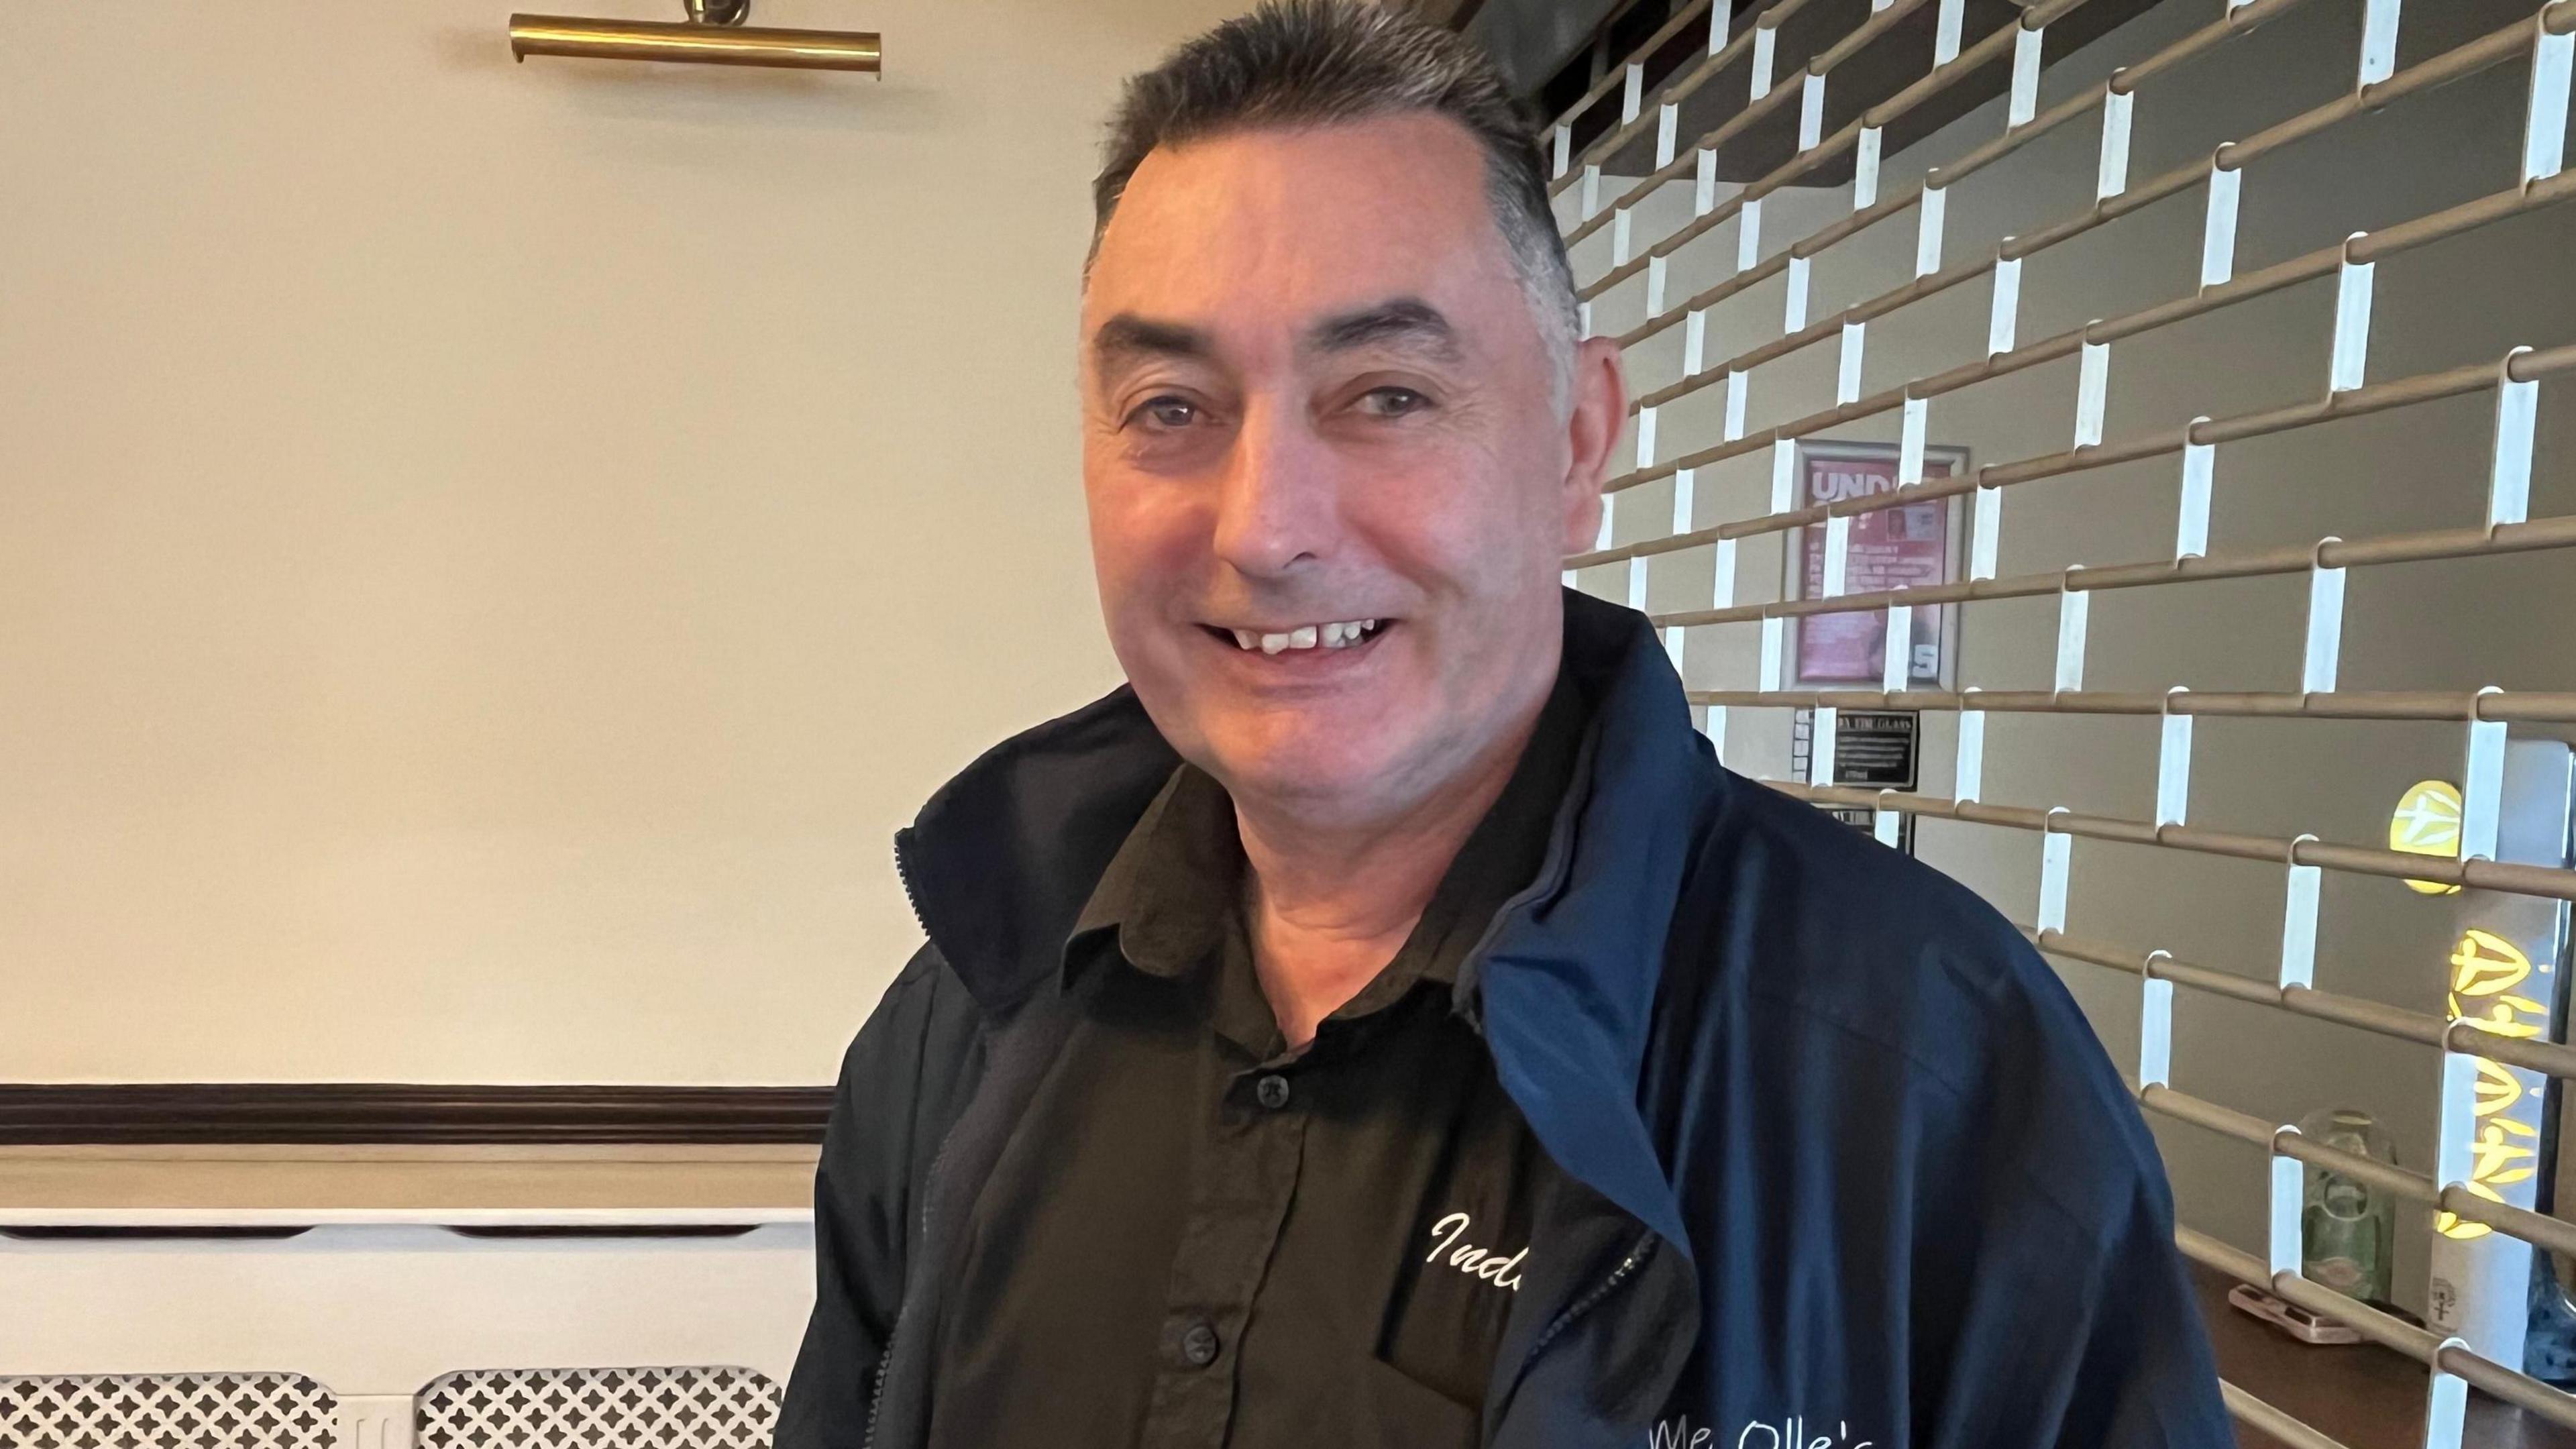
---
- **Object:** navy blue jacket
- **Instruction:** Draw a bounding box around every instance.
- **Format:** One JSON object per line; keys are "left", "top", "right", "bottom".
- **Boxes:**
{"left": 776, "top": 591, "right": 2231, "bottom": 1449}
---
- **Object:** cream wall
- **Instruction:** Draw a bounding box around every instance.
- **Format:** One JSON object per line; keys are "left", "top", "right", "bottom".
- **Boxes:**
{"left": 1571, "top": 0, "right": 2576, "bottom": 1312}
{"left": 0, "top": 1221, "right": 816, "bottom": 1391}
{"left": 0, "top": 0, "right": 1248, "bottom": 1083}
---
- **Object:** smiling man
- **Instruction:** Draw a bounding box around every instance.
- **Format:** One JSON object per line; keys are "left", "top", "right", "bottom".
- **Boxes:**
{"left": 775, "top": 5, "right": 2228, "bottom": 1448}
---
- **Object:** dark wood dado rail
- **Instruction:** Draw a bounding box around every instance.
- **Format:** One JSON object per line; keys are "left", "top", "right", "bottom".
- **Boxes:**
{"left": 0, "top": 1083, "right": 834, "bottom": 1145}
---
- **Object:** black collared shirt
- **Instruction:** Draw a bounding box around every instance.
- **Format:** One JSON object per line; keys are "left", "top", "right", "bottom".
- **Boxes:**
{"left": 922, "top": 672, "right": 1587, "bottom": 1449}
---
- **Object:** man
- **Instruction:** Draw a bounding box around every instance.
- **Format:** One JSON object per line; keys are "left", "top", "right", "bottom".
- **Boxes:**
{"left": 777, "top": 3, "right": 2229, "bottom": 1446}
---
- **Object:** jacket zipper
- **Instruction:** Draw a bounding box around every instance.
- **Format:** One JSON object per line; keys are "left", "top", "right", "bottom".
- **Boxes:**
{"left": 1519, "top": 1230, "right": 1658, "bottom": 1375}
{"left": 863, "top": 834, "right": 942, "bottom": 1449}
{"left": 891, "top": 828, "right": 932, "bottom": 945}
{"left": 861, "top": 1368, "right": 886, "bottom": 1448}
{"left": 859, "top": 1122, "right": 957, "bottom": 1449}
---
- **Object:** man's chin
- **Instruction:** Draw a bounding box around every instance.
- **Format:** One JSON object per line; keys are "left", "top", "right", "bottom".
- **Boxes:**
{"left": 1196, "top": 737, "right": 1413, "bottom": 816}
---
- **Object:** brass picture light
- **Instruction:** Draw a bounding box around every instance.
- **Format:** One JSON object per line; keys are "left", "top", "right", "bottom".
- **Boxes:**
{"left": 510, "top": 0, "right": 880, "bottom": 73}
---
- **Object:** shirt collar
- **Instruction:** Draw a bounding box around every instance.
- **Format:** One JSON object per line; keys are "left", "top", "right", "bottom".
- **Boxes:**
{"left": 1064, "top": 762, "right": 1240, "bottom": 985}
{"left": 1060, "top": 665, "right": 1591, "bottom": 1009}
{"left": 1333, "top": 665, "right": 1587, "bottom": 1014}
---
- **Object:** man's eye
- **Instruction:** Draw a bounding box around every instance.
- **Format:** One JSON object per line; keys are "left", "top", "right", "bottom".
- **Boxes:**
{"left": 1132, "top": 396, "right": 1199, "bottom": 429}
{"left": 1358, "top": 386, "right": 1430, "bottom": 418}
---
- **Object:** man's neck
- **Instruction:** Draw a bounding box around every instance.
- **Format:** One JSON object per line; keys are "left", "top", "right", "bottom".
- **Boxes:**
{"left": 1231, "top": 686, "right": 1552, "bottom": 1050}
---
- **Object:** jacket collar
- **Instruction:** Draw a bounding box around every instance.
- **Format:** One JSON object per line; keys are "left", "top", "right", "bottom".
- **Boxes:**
{"left": 1461, "top": 590, "right": 1713, "bottom": 1252}
{"left": 893, "top": 589, "right": 1714, "bottom": 1251}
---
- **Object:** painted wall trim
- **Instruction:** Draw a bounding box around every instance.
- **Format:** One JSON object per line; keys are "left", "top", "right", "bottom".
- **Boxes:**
{"left": 0, "top": 1084, "right": 833, "bottom": 1145}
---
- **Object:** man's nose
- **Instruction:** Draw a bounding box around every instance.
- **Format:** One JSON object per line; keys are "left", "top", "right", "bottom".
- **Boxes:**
{"left": 1211, "top": 400, "right": 1337, "bottom": 580}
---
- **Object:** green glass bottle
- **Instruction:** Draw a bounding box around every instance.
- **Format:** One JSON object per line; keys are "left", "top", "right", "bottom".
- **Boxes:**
{"left": 2300, "top": 1108, "right": 2397, "bottom": 1302}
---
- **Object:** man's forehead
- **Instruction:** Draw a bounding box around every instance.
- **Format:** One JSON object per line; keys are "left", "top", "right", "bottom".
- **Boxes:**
{"left": 1082, "top": 113, "right": 1523, "bottom": 341}
{"left": 1090, "top": 297, "right": 1465, "bottom": 376}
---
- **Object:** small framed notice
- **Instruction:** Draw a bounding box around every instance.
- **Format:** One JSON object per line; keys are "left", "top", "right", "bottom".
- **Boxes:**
{"left": 1783, "top": 441, "right": 1970, "bottom": 689}
{"left": 1790, "top": 708, "right": 1923, "bottom": 855}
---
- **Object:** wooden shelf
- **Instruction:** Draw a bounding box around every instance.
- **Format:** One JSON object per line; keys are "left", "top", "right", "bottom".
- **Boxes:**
{"left": 2193, "top": 1263, "right": 2576, "bottom": 1449}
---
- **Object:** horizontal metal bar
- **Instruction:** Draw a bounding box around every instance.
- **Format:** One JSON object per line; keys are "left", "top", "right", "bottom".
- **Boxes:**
{"left": 1983, "top": 1, "right": 2541, "bottom": 268}
{"left": 2139, "top": 1082, "right": 2279, "bottom": 1146}
{"left": 1577, "top": 0, "right": 2044, "bottom": 274}
{"left": 507, "top": 15, "right": 881, "bottom": 70}
{"left": 1570, "top": 0, "right": 1946, "bottom": 253}
{"left": 2111, "top": 0, "right": 2326, "bottom": 95}
{"left": 1584, "top": 0, "right": 2240, "bottom": 301}
{"left": 2456, "top": 1189, "right": 2576, "bottom": 1262}
{"left": 1640, "top": 512, "right": 2576, "bottom": 629}
{"left": 1609, "top": 50, "right": 2130, "bottom": 352}
{"left": 2291, "top": 983, "right": 2455, "bottom": 1046}
{"left": 2218, "top": 1383, "right": 2353, "bottom": 1449}
{"left": 1574, "top": 67, "right": 1813, "bottom": 250}
{"left": 2038, "top": 925, "right": 2576, "bottom": 1079}
{"left": 2142, "top": 1085, "right": 2576, "bottom": 1258}
{"left": 2191, "top": 355, "right": 2499, "bottom": 449}
{"left": 1682, "top": 687, "right": 2576, "bottom": 724}
{"left": 1544, "top": 0, "right": 1722, "bottom": 140}
{"left": 1600, "top": 0, "right": 2334, "bottom": 350}
{"left": 2440, "top": 1340, "right": 2576, "bottom": 1430}
{"left": 1766, "top": 779, "right": 2576, "bottom": 902}
{"left": 1546, "top": 0, "right": 1813, "bottom": 199}
{"left": 1605, "top": 0, "right": 2559, "bottom": 437}
{"left": 2149, "top": 955, "right": 2299, "bottom": 1011}
{"left": 2206, "top": 14, "right": 2538, "bottom": 176}
{"left": 1629, "top": 246, "right": 2041, "bottom": 410}
{"left": 2261, "top": 1257, "right": 2451, "bottom": 1362}
{"left": 2277, "top": 1131, "right": 2445, "bottom": 1214}
{"left": 1566, "top": 9, "right": 1896, "bottom": 251}
{"left": 2179, "top": 1225, "right": 2576, "bottom": 1429}
{"left": 2178, "top": 1225, "right": 2271, "bottom": 1286}
{"left": 1996, "top": 138, "right": 2214, "bottom": 262}
{"left": 2511, "top": 339, "right": 2576, "bottom": 382}
{"left": 1864, "top": 0, "right": 2090, "bottom": 131}
{"left": 1594, "top": 39, "right": 2576, "bottom": 497}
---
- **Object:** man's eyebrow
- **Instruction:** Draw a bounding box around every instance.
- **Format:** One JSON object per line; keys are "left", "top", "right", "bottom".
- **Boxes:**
{"left": 1090, "top": 314, "right": 1214, "bottom": 368}
{"left": 1304, "top": 299, "right": 1461, "bottom": 362}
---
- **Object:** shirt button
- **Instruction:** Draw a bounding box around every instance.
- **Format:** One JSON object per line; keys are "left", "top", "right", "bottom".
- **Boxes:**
{"left": 1254, "top": 1073, "right": 1291, "bottom": 1110}
{"left": 1180, "top": 1320, "right": 1220, "bottom": 1367}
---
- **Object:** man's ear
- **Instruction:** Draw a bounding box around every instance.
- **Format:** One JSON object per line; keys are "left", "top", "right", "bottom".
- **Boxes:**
{"left": 1558, "top": 335, "right": 1629, "bottom": 557}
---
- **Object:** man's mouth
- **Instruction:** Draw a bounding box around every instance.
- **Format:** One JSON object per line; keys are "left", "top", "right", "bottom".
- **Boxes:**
{"left": 1199, "top": 618, "right": 1390, "bottom": 655}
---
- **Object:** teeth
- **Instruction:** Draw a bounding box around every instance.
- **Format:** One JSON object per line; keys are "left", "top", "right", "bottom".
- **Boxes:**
{"left": 1228, "top": 619, "right": 1385, "bottom": 653}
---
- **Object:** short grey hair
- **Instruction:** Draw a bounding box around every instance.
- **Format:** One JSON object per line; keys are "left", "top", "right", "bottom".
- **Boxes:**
{"left": 1089, "top": 0, "right": 1580, "bottom": 400}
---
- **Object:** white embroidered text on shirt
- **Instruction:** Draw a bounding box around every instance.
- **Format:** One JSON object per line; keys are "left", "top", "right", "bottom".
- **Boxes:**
{"left": 1424, "top": 1211, "right": 1525, "bottom": 1291}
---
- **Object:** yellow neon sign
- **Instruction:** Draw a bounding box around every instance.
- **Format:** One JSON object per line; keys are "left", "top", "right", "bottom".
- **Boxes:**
{"left": 2440, "top": 928, "right": 2542, "bottom": 1240}
{"left": 2391, "top": 780, "right": 2465, "bottom": 896}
